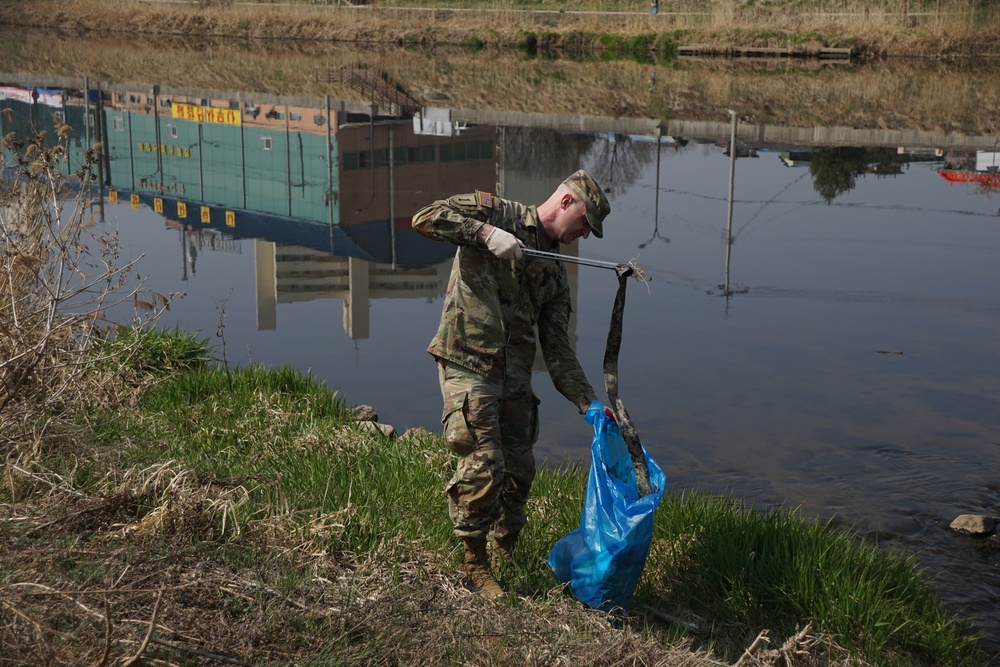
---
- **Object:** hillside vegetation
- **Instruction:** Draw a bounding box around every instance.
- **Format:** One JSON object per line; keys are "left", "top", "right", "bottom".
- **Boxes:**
{"left": 2, "top": 0, "right": 1000, "bottom": 58}
{"left": 3, "top": 0, "right": 1000, "bottom": 135}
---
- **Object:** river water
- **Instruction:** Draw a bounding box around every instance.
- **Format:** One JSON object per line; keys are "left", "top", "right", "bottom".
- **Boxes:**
{"left": 3, "top": 55, "right": 999, "bottom": 659}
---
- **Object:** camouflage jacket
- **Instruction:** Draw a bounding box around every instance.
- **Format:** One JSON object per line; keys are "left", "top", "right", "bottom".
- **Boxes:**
{"left": 412, "top": 191, "right": 596, "bottom": 410}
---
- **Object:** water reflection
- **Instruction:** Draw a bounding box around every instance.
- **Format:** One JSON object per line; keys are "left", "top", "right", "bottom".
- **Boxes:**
{"left": 3, "top": 77, "right": 999, "bottom": 660}
{"left": 3, "top": 78, "right": 996, "bottom": 241}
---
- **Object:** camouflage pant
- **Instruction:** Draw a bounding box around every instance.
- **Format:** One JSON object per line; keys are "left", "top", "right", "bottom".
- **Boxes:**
{"left": 437, "top": 359, "right": 540, "bottom": 540}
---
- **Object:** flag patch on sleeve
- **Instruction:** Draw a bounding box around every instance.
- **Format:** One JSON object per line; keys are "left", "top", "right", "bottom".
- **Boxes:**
{"left": 478, "top": 191, "right": 493, "bottom": 208}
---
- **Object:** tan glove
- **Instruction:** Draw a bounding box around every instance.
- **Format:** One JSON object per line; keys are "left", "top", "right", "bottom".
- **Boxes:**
{"left": 484, "top": 227, "right": 523, "bottom": 260}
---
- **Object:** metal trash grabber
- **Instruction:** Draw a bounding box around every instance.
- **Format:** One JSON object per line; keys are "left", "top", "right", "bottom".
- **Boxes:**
{"left": 523, "top": 245, "right": 651, "bottom": 495}
{"left": 521, "top": 247, "right": 647, "bottom": 286}
{"left": 521, "top": 247, "right": 623, "bottom": 271}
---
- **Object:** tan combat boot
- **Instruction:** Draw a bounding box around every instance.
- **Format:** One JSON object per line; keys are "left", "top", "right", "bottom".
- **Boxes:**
{"left": 462, "top": 537, "right": 505, "bottom": 600}
{"left": 491, "top": 532, "right": 519, "bottom": 571}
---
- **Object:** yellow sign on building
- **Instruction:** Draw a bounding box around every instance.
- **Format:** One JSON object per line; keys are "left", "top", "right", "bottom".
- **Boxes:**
{"left": 177, "top": 202, "right": 187, "bottom": 219}
{"left": 172, "top": 103, "right": 241, "bottom": 126}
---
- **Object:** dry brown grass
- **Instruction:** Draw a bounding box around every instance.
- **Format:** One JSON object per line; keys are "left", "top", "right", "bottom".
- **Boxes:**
{"left": 2, "top": 0, "right": 1000, "bottom": 135}
{"left": 0, "top": 124, "right": 181, "bottom": 461}
{"left": 2, "top": 0, "right": 999, "bottom": 55}
{"left": 3, "top": 24, "right": 999, "bottom": 135}
{"left": 1, "top": 451, "right": 865, "bottom": 666}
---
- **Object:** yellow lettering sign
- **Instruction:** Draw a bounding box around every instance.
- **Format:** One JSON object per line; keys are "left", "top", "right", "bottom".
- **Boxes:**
{"left": 153, "top": 198, "right": 163, "bottom": 213}
{"left": 109, "top": 191, "right": 118, "bottom": 205}
{"left": 200, "top": 206, "right": 211, "bottom": 224}
{"left": 130, "top": 194, "right": 140, "bottom": 209}
{"left": 177, "top": 202, "right": 187, "bottom": 218}
{"left": 171, "top": 102, "right": 241, "bottom": 126}
{"left": 225, "top": 211, "right": 236, "bottom": 228}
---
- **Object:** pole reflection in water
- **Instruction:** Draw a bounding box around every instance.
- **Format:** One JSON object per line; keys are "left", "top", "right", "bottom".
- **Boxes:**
{"left": 725, "top": 110, "right": 737, "bottom": 300}
{"left": 638, "top": 133, "right": 670, "bottom": 251}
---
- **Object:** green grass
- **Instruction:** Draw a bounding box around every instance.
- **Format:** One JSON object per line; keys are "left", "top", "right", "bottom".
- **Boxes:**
{"left": 640, "top": 493, "right": 982, "bottom": 665}
{"left": 598, "top": 33, "right": 659, "bottom": 62}
{"left": 118, "top": 363, "right": 459, "bottom": 558}
{"left": 460, "top": 35, "right": 485, "bottom": 51}
{"left": 515, "top": 29, "right": 675, "bottom": 62}
{"left": 92, "top": 346, "right": 987, "bottom": 666}
{"left": 93, "top": 325, "right": 214, "bottom": 375}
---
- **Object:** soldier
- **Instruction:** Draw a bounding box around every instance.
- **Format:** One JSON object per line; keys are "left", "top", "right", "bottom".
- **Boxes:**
{"left": 412, "top": 170, "right": 611, "bottom": 599}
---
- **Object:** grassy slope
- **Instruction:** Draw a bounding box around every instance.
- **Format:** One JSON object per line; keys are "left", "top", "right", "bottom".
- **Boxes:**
{"left": 1, "top": 329, "right": 987, "bottom": 665}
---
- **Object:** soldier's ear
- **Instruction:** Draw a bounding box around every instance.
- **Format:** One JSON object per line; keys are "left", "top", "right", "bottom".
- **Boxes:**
{"left": 561, "top": 193, "right": 575, "bottom": 210}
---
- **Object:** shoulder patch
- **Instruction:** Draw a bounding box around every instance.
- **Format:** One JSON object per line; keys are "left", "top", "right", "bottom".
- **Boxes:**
{"left": 477, "top": 191, "right": 493, "bottom": 208}
{"left": 451, "top": 193, "right": 478, "bottom": 208}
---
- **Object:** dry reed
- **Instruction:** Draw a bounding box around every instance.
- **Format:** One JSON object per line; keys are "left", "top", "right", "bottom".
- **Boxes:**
{"left": 4, "top": 25, "right": 998, "bottom": 134}
{"left": 2, "top": 0, "right": 998, "bottom": 56}
{"left": 0, "top": 122, "right": 179, "bottom": 462}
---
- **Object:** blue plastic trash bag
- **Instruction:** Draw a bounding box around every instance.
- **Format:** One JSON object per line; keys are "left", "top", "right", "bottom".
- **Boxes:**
{"left": 548, "top": 402, "right": 666, "bottom": 612}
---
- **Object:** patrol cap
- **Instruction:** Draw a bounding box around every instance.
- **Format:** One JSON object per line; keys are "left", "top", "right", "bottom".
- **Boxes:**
{"left": 563, "top": 169, "right": 611, "bottom": 238}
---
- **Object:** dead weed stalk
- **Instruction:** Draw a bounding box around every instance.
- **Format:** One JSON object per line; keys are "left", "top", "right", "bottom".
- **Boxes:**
{"left": 1, "top": 119, "right": 178, "bottom": 458}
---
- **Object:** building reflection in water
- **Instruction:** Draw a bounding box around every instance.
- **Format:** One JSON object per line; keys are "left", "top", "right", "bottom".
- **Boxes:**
{"left": 0, "top": 80, "right": 593, "bottom": 344}
{"left": 12, "top": 77, "right": 989, "bottom": 341}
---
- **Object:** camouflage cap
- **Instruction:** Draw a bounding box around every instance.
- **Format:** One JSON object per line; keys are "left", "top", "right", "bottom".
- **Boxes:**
{"left": 563, "top": 169, "right": 610, "bottom": 238}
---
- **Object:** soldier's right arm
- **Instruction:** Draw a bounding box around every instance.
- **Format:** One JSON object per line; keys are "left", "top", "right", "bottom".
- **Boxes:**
{"left": 412, "top": 194, "right": 490, "bottom": 246}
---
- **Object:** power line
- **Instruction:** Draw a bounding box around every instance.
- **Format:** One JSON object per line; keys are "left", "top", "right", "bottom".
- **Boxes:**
{"left": 652, "top": 185, "right": 997, "bottom": 220}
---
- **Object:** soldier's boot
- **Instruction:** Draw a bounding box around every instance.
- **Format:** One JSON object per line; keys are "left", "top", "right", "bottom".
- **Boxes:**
{"left": 462, "top": 537, "right": 505, "bottom": 600}
{"left": 491, "top": 532, "right": 520, "bottom": 571}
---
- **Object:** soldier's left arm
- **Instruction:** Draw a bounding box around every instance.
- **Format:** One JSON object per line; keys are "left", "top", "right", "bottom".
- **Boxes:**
{"left": 537, "top": 297, "right": 597, "bottom": 413}
{"left": 412, "top": 193, "right": 495, "bottom": 246}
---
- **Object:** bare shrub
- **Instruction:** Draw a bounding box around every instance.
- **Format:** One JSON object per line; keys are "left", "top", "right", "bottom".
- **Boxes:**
{"left": 0, "top": 114, "right": 176, "bottom": 453}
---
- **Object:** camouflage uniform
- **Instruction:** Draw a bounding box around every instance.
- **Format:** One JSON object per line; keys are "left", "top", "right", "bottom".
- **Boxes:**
{"left": 413, "top": 187, "right": 599, "bottom": 541}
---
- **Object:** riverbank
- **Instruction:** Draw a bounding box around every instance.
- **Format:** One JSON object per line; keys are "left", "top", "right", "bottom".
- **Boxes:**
{"left": 2, "top": 355, "right": 987, "bottom": 666}
{"left": 3, "top": 0, "right": 1000, "bottom": 59}
{"left": 0, "top": 140, "right": 988, "bottom": 661}
{"left": 5, "top": 25, "right": 1000, "bottom": 136}
{"left": 0, "top": 317, "right": 988, "bottom": 664}
{"left": 4, "top": 0, "right": 1000, "bottom": 136}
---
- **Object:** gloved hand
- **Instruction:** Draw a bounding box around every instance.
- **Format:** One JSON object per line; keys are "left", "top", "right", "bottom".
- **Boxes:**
{"left": 586, "top": 399, "right": 618, "bottom": 423}
{"left": 484, "top": 227, "right": 523, "bottom": 260}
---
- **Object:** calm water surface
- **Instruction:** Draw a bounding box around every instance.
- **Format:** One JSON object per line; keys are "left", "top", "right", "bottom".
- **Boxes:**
{"left": 3, "top": 70, "right": 999, "bottom": 658}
